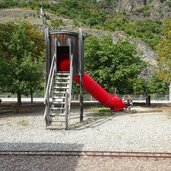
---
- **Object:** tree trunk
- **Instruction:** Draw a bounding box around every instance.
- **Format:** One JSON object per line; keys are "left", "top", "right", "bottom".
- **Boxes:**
{"left": 16, "top": 92, "right": 21, "bottom": 114}
{"left": 30, "top": 89, "right": 33, "bottom": 104}
{"left": 146, "top": 94, "right": 151, "bottom": 106}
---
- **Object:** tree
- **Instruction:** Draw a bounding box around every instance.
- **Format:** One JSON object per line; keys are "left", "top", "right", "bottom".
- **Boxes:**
{"left": 0, "top": 21, "right": 44, "bottom": 112}
{"left": 123, "top": 19, "right": 162, "bottom": 50}
{"left": 132, "top": 77, "right": 147, "bottom": 95}
{"left": 84, "top": 36, "right": 146, "bottom": 94}
{"left": 146, "top": 74, "right": 169, "bottom": 95}
{"left": 157, "top": 19, "right": 171, "bottom": 83}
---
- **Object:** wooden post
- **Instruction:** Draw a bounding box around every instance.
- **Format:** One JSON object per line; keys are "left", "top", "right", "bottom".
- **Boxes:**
{"left": 40, "top": 8, "right": 50, "bottom": 87}
{"left": 65, "top": 91, "right": 69, "bottom": 130}
{"left": 45, "top": 27, "right": 50, "bottom": 86}
{"left": 169, "top": 82, "right": 171, "bottom": 102}
{"left": 79, "top": 28, "right": 84, "bottom": 122}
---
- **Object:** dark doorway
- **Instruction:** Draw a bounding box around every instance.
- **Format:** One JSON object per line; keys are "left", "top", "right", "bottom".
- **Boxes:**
{"left": 57, "top": 46, "right": 70, "bottom": 72}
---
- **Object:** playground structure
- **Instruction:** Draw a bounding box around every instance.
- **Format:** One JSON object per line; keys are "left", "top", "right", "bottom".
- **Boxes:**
{"left": 41, "top": 10, "right": 127, "bottom": 129}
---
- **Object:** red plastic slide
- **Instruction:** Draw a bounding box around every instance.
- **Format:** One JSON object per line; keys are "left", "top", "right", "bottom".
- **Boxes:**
{"left": 73, "top": 72, "right": 127, "bottom": 111}
{"left": 58, "top": 59, "right": 126, "bottom": 111}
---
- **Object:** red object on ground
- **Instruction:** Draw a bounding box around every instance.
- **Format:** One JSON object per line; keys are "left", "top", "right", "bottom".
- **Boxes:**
{"left": 73, "top": 72, "right": 127, "bottom": 111}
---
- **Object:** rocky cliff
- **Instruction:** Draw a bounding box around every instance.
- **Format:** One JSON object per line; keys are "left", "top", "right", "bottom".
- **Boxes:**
{"left": 81, "top": 28, "right": 158, "bottom": 79}
{"left": 99, "top": 0, "right": 171, "bottom": 21}
{"left": 0, "top": 6, "right": 160, "bottom": 79}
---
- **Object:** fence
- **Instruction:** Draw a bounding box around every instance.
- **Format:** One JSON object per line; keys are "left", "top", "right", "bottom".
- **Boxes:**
{"left": 0, "top": 93, "right": 169, "bottom": 102}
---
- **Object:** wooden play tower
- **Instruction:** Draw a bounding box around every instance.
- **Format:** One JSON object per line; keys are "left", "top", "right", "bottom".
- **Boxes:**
{"left": 40, "top": 8, "right": 84, "bottom": 129}
{"left": 41, "top": 8, "right": 127, "bottom": 129}
{"left": 43, "top": 29, "right": 84, "bottom": 129}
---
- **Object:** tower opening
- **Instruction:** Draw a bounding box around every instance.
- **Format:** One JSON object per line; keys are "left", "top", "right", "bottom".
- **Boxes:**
{"left": 57, "top": 46, "right": 70, "bottom": 72}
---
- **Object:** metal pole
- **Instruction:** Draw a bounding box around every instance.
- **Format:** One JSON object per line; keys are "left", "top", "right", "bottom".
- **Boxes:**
{"left": 65, "top": 91, "right": 69, "bottom": 130}
{"left": 79, "top": 28, "right": 84, "bottom": 122}
{"left": 169, "top": 82, "right": 171, "bottom": 102}
{"left": 40, "top": 7, "right": 49, "bottom": 86}
{"left": 45, "top": 28, "right": 50, "bottom": 85}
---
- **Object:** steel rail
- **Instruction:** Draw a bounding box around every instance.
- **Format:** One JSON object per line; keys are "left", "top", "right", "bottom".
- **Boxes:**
{"left": 1, "top": 151, "right": 171, "bottom": 158}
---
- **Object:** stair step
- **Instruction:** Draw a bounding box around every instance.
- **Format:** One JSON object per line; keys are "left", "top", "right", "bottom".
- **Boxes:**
{"left": 55, "top": 76, "right": 70, "bottom": 80}
{"left": 56, "top": 73, "right": 70, "bottom": 76}
{"left": 55, "top": 74, "right": 70, "bottom": 77}
{"left": 52, "top": 118, "right": 66, "bottom": 122}
{"left": 50, "top": 113, "right": 65, "bottom": 117}
{"left": 53, "top": 91, "right": 66, "bottom": 94}
{"left": 52, "top": 96, "right": 65, "bottom": 99}
{"left": 52, "top": 100, "right": 65, "bottom": 102}
{"left": 51, "top": 113, "right": 65, "bottom": 117}
{"left": 56, "top": 72, "right": 70, "bottom": 74}
{"left": 53, "top": 101, "right": 65, "bottom": 104}
{"left": 51, "top": 107, "right": 65, "bottom": 110}
{"left": 54, "top": 84, "right": 68, "bottom": 86}
{"left": 54, "top": 86, "right": 69, "bottom": 89}
{"left": 54, "top": 81, "right": 69, "bottom": 84}
{"left": 56, "top": 75, "right": 69, "bottom": 78}
{"left": 50, "top": 113, "right": 56, "bottom": 117}
{"left": 52, "top": 100, "right": 65, "bottom": 103}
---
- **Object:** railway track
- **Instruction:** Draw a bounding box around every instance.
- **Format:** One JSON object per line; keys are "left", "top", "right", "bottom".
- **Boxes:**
{"left": 1, "top": 150, "right": 171, "bottom": 158}
{"left": 1, "top": 151, "right": 171, "bottom": 171}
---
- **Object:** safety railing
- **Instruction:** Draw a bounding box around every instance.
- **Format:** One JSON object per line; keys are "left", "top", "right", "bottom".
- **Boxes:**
{"left": 65, "top": 90, "right": 69, "bottom": 130}
{"left": 64, "top": 38, "right": 73, "bottom": 129}
{"left": 68, "top": 54, "right": 73, "bottom": 109}
{"left": 43, "top": 53, "right": 56, "bottom": 123}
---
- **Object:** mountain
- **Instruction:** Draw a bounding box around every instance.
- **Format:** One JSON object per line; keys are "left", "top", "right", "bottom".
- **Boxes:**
{"left": 0, "top": 0, "right": 168, "bottom": 79}
{"left": 98, "top": 0, "right": 171, "bottom": 21}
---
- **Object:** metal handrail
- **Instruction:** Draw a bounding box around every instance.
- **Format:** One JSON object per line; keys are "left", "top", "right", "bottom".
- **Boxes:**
{"left": 68, "top": 55, "right": 73, "bottom": 111}
{"left": 64, "top": 38, "right": 73, "bottom": 129}
{"left": 65, "top": 90, "right": 69, "bottom": 130}
{"left": 43, "top": 53, "right": 56, "bottom": 120}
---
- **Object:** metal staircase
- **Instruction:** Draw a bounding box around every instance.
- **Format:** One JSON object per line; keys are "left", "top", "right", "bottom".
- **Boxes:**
{"left": 44, "top": 38, "right": 73, "bottom": 130}
{"left": 49, "top": 72, "right": 70, "bottom": 129}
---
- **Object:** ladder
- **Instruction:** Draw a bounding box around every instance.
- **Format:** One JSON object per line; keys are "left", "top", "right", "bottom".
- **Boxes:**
{"left": 49, "top": 72, "right": 70, "bottom": 129}
{"left": 44, "top": 38, "right": 73, "bottom": 129}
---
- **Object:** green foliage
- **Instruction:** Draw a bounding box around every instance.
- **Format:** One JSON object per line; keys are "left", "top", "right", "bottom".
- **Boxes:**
{"left": 124, "top": 20, "right": 161, "bottom": 50}
{"left": 157, "top": 19, "right": 171, "bottom": 83}
{"left": 51, "top": 19, "right": 63, "bottom": 29}
{"left": 146, "top": 74, "right": 169, "bottom": 95}
{"left": 0, "top": 0, "right": 162, "bottom": 50}
{"left": 166, "top": 0, "right": 171, "bottom": 8}
{"left": 132, "top": 78, "right": 147, "bottom": 94}
{"left": 84, "top": 36, "right": 146, "bottom": 94}
{"left": 0, "top": 0, "right": 47, "bottom": 10}
{"left": 103, "top": 17, "right": 162, "bottom": 50}
{"left": 132, "top": 74, "right": 169, "bottom": 95}
{"left": 0, "top": 0, "right": 167, "bottom": 96}
{"left": 0, "top": 0, "right": 18, "bottom": 8}
{"left": 103, "top": 15, "right": 129, "bottom": 31}
{"left": 0, "top": 21, "right": 44, "bottom": 100}
{"left": 0, "top": 54, "right": 43, "bottom": 95}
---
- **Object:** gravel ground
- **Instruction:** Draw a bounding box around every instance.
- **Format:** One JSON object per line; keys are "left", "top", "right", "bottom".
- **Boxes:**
{"left": 1, "top": 155, "right": 171, "bottom": 171}
{"left": 0, "top": 104, "right": 171, "bottom": 153}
